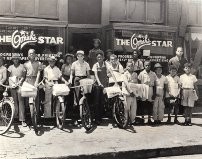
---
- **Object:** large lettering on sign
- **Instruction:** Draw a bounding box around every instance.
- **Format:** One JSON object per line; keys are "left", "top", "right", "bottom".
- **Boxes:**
{"left": 0, "top": 30, "right": 64, "bottom": 49}
{"left": 116, "top": 34, "right": 173, "bottom": 49}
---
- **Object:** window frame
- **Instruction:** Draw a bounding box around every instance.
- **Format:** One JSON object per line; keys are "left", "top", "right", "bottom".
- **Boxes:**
{"left": 110, "top": 0, "right": 166, "bottom": 24}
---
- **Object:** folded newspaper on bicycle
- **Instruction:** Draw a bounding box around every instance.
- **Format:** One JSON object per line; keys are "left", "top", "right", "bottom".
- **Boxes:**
{"left": 104, "top": 86, "right": 122, "bottom": 98}
{"left": 109, "top": 71, "right": 125, "bottom": 83}
{"left": 20, "top": 82, "right": 37, "bottom": 97}
{"left": 79, "top": 79, "right": 94, "bottom": 94}
{"left": 52, "top": 84, "right": 70, "bottom": 96}
{"left": 127, "top": 83, "right": 149, "bottom": 100}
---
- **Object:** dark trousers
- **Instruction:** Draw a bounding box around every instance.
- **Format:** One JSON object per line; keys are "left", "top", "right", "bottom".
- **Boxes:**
{"left": 142, "top": 101, "right": 153, "bottom": 116}
{"left": 94, "top": 86, "right": 105, "bottom": 122}
{"left": 165, "top": 97, "right": 180, "bottom": 118}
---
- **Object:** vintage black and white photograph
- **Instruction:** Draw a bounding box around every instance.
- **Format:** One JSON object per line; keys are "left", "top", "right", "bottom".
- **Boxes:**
{"left": 0, "top": 0, "right": 202, "bottom": 158}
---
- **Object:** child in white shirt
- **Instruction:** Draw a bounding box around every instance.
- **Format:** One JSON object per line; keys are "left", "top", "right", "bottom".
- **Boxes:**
{"left": 180, "top": 63, "right": 198, "bottom": 126}
{"left": 123, "top": 62, "right": 138, "bottom": 125}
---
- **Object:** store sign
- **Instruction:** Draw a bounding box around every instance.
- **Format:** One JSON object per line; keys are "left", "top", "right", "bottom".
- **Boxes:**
{"left": 115, "top": 34, "right": 173, "bottom": 50}
{"left": 0, "top": 30, "right": 63, "bottom": 49}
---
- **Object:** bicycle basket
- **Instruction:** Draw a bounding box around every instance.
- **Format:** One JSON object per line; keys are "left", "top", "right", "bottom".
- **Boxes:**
{"left": 104, "top": 86, "right": 122, "bottom": 98}
{"left": 79, "top": 79, "right": 94, "bottom": 94}
{"left": 52, "top": 84, "right": 70, "bottom": 96}
{"left": 20, "top": 82, "right": 37, "bottom": 97}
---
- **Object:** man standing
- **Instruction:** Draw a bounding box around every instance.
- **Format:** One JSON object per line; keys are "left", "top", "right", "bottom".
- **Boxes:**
{"left": 88, "top": 39, "right": 102, "bottom": 69}
{"left": 168, "top": 47, "right": 187, "bottom": 75}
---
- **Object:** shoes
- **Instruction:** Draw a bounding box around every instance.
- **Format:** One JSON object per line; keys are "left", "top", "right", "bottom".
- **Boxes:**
{"left": 147, "top": 119, "right": 153, "bottom": 125}
{"left": 167, "top": 117, "right": 171, "bottom": 124}
{"left": 183, "top": 120, "right": 188, "bottom": 126}
{"left": 174, "top": 119, "right": 180, "bottom": 125}
{"left": 22, "top": 121, "right": 27, "bottom": 127}
{"left": 187, "top": 119, "right": 192, "bottom": 126}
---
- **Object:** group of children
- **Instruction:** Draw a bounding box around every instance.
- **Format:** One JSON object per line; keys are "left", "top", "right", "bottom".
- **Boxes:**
{"left": 0, "top": 39, "right": 199, "bottom": 128}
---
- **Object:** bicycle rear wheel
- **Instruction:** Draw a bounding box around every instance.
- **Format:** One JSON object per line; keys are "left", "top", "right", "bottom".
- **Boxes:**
{"left": 0, "top": 100, "right": 15, "bottom": 135}
{"left": 29, "top": 103, "right": 38, "bottom": 134}
{"left": 80, "top": 98, "right": 92, "bottom": 131}
{"left": 56, "top": 99, "right": 66, "bottom": 130}
{"left": 113, "top": 96, "right": 128, "bottom": 129}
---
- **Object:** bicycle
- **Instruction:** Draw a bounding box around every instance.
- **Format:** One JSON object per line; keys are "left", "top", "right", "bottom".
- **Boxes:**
{"left": 0, "top": 84, "right": 15, "bottom": 135}
{"left": 72, "top": 78, "right": 94, "bottom": 131}
{"left": 52, "top": 83, "right": 70, "bottom": 130}
{"left": 20, "top": 79, "right": 45, "bottom": 134}
{"left": 104, "top": 75, "right": 129, "bottom": 129}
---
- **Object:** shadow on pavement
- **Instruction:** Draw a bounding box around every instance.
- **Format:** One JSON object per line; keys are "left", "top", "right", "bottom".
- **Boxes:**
{"left": 1, "top": 125, "right": 25, "bottom": 138}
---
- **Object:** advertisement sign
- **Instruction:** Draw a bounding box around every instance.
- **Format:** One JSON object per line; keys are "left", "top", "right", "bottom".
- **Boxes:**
{"left": 113, "top": 30, "right": 175, "bottom": 65}
{"left": 0, "top": 25, "right": 65, "bottom": 62}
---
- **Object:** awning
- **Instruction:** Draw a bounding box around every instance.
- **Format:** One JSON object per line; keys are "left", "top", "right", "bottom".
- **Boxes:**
{"left": 191, "top": 33, "right": 202, "bottom": 41}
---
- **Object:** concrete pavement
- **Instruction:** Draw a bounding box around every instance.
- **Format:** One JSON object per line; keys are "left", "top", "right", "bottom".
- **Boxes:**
{"left": 0, "top": 114, "right": 202, "bottom": 159}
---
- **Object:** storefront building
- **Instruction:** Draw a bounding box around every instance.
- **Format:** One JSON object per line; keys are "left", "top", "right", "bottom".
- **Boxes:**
{"left": 0, "top": 0, "right": 202, "bottom": 106}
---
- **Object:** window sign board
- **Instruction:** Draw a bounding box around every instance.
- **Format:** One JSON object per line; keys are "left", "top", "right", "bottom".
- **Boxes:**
{"left": 0, "top": 25, "right": 65, "bottom": 62}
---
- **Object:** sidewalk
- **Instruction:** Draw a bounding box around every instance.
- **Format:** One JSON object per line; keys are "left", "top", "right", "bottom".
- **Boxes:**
{"left": 0, "top": 114, "right": 202, "bottom": 159}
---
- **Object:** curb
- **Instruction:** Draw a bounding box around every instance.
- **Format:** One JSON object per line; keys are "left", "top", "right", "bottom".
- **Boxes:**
{"left": 30, "top": 145, "right": 202, "bottom": 159}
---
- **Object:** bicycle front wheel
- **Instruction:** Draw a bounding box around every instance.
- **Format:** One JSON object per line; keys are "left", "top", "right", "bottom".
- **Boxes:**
{"left": 113, "top": 96, "right": 128, "bottom": 129}
{"left": 80, "top": 98, "right": 92, "bottom": 131}
{"left": 56, "top": 99, "right": 66, "bottom": 130}
{"left": 0, "top": 100, "right": 15, "bottom": 135}
{"left": 29, "top": 103, "right": 38, "bottom": 134}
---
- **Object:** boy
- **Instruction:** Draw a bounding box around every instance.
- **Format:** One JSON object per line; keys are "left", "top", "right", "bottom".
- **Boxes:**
{"left": 44, "top": 56, "right": 69, "bottom": 118}
{"left": 123, "top": 62, "right": 138, "bottom": 125}
{"left": 165, "top": 65, "right": 181, "bottom": 124}
{"left": 138, "top": 60, "right": 156, "bottom": 124}
{"left": 180, "top": 63, "right": 198, "bottom": 126}
{"left": 8, "top": 54, "right": 26, "bottom": 126}
{"left": 153, "top": 63, "right": 167, "bottom": 124}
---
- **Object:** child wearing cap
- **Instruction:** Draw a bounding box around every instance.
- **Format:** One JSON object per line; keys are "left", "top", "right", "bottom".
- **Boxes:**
{"left": 44, "top": 56, "right": 69, "bottom": 118}
{"left": 165, "top": 65, "right": 181, "bottom": 124}
{"left": 0, "top": 56, "right": 7, "bottom": 100}
{"left": 123, "top": 62, "right": 138, "bottom": 125}
{"left": 8, "top": 54, "right": 26, "bottom": 126}
{"left": 153, "top": 63, "right": 167, "bottom": 124}
{"left": 70, "top": 50, "right": 90, "bottom": 103}
{"left": 138, "top": 60, "right": 157, "bottom": 124}
{"left": 180, "top": 63, "right": 198, "bottom": 126}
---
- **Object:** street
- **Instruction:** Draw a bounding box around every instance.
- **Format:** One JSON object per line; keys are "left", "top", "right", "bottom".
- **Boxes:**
{"left": 0, "top": 115, "right": 202, "bottom": 159}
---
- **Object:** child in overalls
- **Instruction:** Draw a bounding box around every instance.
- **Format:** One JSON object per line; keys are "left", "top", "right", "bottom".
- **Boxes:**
{"left": 44, "top": 56, "right": 69, "bottom": 118}
{"left": 92, "top": 50, "right": 109, "bottom": 125}
{"left": 165, "top": 65, "right": 181, "bottom": 124}
{"left": 123, "top": 62, "right": 138, "bottom": 125}
{"left": 153, "top": 63, "right": 167, "bottom": 124}
{"left": 138, "top": 60, "right": 157, "bottom": 124}
{"left": 8, "top": 54, "right": 26, "bottom": 126}
{"left": 180, "top": 63, "right": 198, "bottom": 126}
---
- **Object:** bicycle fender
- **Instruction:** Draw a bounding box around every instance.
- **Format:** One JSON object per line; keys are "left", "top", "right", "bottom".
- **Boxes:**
{"left": 119, "top": 96, "right": 124, "bottom": 101}
{"left": 79, "top": 96, "right": 86, "bottom": 105}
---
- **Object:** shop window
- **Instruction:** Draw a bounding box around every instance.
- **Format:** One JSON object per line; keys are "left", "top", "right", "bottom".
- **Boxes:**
{"left": 188, "top": 0, "right": 202, "bottom": 25}
{"left": 15, "top": 0, "right": 35, "bottom": 16}
{"left": 38, "top": 0, "right": 58, "bottom": 19}
{"left": 68, "top": 0, "right": 101, "bottom": 24}
{"left": 0, "top": 0, "right": 12, "bottom": 15}
{"left": 110, "top": 0, "right": 165, "bottom": 23}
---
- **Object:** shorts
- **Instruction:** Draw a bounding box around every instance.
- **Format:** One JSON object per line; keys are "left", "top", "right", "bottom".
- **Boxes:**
{"left": 181, "top": 89, "right": 195, "bottom": 107}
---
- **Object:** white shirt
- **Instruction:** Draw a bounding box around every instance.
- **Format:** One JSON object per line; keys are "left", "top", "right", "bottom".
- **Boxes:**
{"left": 44, "top": 65, "right": 62, "bottom": 81}
{"left": 180, "top": 73, "right": 197, "bottom": 89}
{"left": 166, "top": 74, "right": 180, "bottom": 97}
{"left": 138, "top": 69, "right": 157, "bottom": 86}
{"left": 71, "top": 60, "right": 90, "bottom": 76}
{"left": 155, "top": 75, "right": 167, "bottom": 96}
